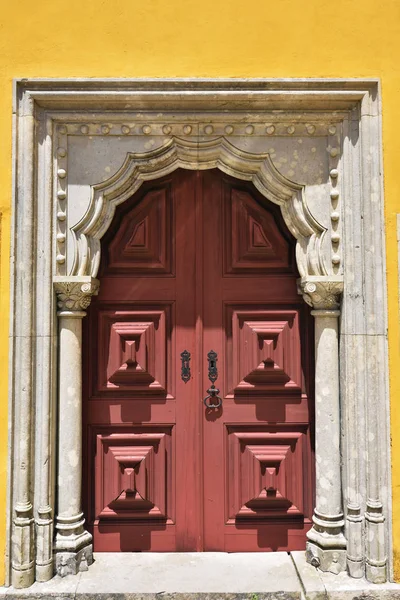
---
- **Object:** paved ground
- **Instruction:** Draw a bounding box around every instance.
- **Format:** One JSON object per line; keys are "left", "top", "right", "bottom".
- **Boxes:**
{"left": 2, "top": 552, "right": 400, "bottom": 599}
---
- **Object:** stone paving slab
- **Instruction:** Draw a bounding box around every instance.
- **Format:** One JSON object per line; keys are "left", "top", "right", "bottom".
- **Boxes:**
{"left": 0, "top": 553, "right": 302, "bottom": 599}
{"left": 291, "top": 551, "right": 400, "bottom": 600}
{"left": 77, "top": 553, "right": 300, "bottom": 596}
{"left": 2, "top": 552, "right": 400, "bottom": 599}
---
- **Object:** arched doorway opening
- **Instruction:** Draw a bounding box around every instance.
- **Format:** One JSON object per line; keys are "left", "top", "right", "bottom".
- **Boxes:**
{"left": 82, "top": 168, "right": 315, "bottom": 552}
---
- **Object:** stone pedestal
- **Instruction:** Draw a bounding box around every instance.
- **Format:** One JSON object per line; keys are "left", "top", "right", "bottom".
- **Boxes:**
{"left": 11, "top": 502, "right": 35, "bottom": 588}
{"left": 53, "top": 277, "right": 99, "bottom": 576}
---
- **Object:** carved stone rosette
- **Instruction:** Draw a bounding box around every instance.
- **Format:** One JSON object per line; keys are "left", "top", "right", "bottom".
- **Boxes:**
{"left": 53, "top": 277, "right": 99, "bottom": 576}
{"left": 299, "top": 277, "right": 347, "bottom": 573}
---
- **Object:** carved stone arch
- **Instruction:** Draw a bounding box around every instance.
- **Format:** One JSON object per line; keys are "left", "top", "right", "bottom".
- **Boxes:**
{"left": 71, "top": 137, "right": 327, "bottom": 279}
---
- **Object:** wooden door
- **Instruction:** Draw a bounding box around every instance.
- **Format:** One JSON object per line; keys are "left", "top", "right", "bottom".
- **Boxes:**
{"left": 83, "top": 169, "right": 313, "bottom": 552}
{"left": 200, "top": 171, "right": 314, "bottom": 551}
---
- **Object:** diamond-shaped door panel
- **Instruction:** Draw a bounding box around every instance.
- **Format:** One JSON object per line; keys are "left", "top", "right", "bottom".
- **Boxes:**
{"left": 95, "top": 430, "right": 173, "bottom": 520}
{"left": 227, "top": 428, "right": 305, "bottom": 520}
{"left": 224, "top": 188, "right": 290, "bottom": 274}
{"left": 226, "top": 307, "right": 302, "bottom": 394}
{"left": 97, "top": 308, "right": 170, "bottom": 393}
{"left": 107, "top": 187, "right": 173, "bottom": 274}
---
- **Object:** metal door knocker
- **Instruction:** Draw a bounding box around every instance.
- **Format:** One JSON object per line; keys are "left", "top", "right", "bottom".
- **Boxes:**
{"left": 203, "top": 350, "right": 222, "bottom": 409}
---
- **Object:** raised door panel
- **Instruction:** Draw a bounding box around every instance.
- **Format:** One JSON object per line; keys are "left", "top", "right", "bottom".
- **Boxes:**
{"left": 224, "top": 187, "right": 291, "bottom": 274}
{"left": 226, "top": 427, "right": 306, "bottom": 521}
{"left": 96, "top": 306, "right": 172, "bottom": 395}
{"left": 225, "top": 307, "right": 302, "bottom": 395}
{"left": 95, "top": 429, "right": 174, "bottom": 522}
{"left": 107, "top": 187, "right": 173, "bottom": 274}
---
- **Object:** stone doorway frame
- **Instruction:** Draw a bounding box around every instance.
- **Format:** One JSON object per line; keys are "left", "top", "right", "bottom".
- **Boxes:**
{"left": 7, "top": 79, "right": 391, "bottom": 588}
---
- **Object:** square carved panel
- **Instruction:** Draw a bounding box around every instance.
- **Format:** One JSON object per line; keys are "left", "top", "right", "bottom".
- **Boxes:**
{"left": 95, "top": 429, "right": 173, "bottom": 520}
{"left": 226, "top": 307, "right": 302, "bottom": 394}
{"left": 97, "top": 307, "right": 170, "bottom": 393}
{"left": 227, "top": 427, "right": 305, "bottom": 520}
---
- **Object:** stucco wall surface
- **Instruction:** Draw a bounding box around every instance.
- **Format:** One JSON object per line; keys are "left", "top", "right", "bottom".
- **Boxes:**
{"left": 0, "top": 0, "right": 399, "bottom": 585}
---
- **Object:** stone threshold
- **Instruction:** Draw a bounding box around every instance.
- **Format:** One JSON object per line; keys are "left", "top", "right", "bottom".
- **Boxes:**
{"left": 2, "top": 552, "right": 400, "bottom": 599}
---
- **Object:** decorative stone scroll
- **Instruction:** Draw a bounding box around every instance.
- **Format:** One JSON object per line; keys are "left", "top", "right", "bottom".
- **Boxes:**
{"left": 55, "top": 278, "right": 99, "bottom": 311}
{"left": 299, "top": 278, "right": 343, "bottom": 310}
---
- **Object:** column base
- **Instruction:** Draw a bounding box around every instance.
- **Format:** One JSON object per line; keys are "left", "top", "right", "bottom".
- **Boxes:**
{"left": 346, "top": 556, "right": 364, "bottom": 579}
{"left": 54, "top": 543, "right": 93, "bottom": 577}
{"left": 306, "top": 511, "right": 347, "bottom": 574}
{"left": 306, "top": 540, "right": 347, "bottom": 574}
{"left": 54, "top": 522, "right": 93, "bottom": 577}
{"left": 11, "top": 563, "right": 35, "bottom": 589}
{"left": 36, "top": 507, "right": 54, "bottom": 582}
{"left": 11, "top": 507, "right": 35, "bottom": 588}
{"left": 366, "top": 561, "right": 387, "bottom": 584}
{"left": 365, "top": 501, "right": 387, "bottom": 583}
{"left": 36, "top": 560, "right": 54, "bottom": 583}
{"left": 345, "top": 505, "right": 364, "bottom": 578}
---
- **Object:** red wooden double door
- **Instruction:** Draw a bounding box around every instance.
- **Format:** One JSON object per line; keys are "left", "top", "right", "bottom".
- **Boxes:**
{"left": 83, "top": 169, "right": 314, "bottom": 552}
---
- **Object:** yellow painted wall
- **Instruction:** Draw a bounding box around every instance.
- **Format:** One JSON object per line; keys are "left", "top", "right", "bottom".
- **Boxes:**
{"left": 1, "top": 0, "right": 400, "bottom": 584}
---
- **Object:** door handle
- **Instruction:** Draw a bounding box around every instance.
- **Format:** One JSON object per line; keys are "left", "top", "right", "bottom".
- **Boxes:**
{"left": 203, "top": 350, "right": 222, "bottom": 409}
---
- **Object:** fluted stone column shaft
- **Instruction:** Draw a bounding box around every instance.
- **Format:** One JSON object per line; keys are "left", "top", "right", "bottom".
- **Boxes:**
{"left": 300, "top": 279, "right": 346, "bottom": 574}
{"left": 53, "top": 277, "right": 98, "bottom": 577}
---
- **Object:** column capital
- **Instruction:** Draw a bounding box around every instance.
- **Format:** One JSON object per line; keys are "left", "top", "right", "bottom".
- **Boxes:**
{"left": 54, "top": 277, "right": 99, "bottom": 313}
{"left": 298, "top": 277, "right": 344, "bottom": 311}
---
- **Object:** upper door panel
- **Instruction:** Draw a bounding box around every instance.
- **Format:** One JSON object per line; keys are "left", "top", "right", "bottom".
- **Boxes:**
{"left": 103, "top": 184, "right": 174, "bottom": 276}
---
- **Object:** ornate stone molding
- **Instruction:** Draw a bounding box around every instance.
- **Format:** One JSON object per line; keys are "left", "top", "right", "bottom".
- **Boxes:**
{"left": 54, "top": 277, "right": 100, "bottom": 312}
{"left": 57, "top": 120, "right": 339, "bottom": 138}
{"left": 71, "top": 137, "right": 327, "bottom": 280}
{"left": 298, "top": 277, "right": 344, "bottom": 310}
{"left": 8, "top": 79, "right": 390, "bottom": 587}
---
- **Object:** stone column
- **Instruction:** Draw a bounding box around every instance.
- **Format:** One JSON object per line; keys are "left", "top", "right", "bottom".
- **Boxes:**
{"left": 300, "top": 278, "right": 347, "bottom": 574}
{"left": 53, "top": 277, "right": 99, "bottom": 577}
